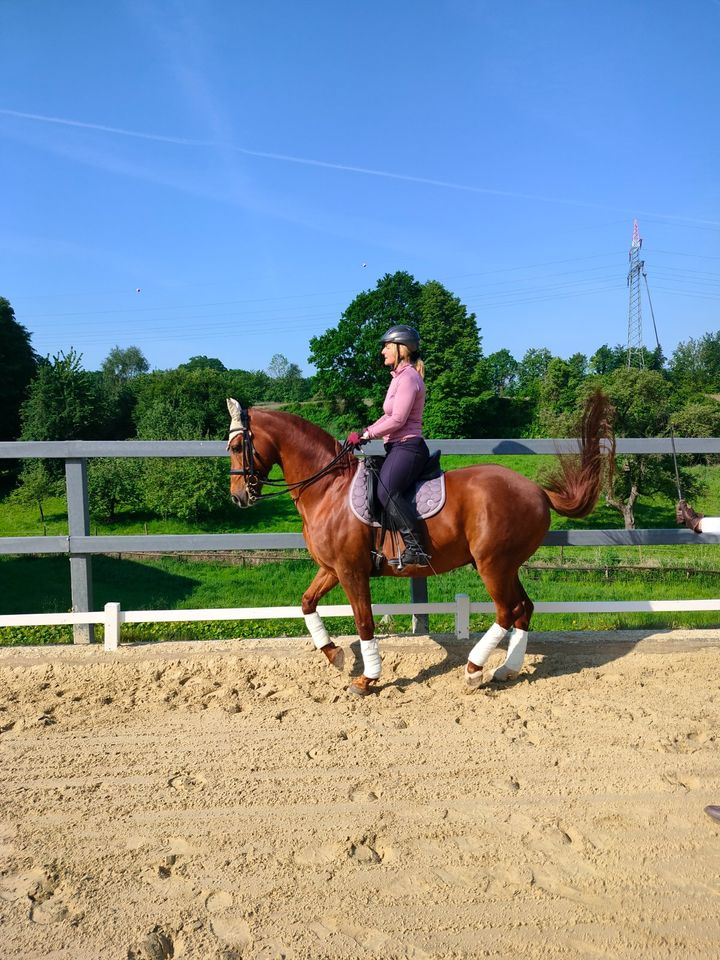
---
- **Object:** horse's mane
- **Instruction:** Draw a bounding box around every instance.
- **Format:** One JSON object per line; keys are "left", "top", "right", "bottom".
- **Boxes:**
{"left": 249, "top": 406, "right": 344, "bottom": 458}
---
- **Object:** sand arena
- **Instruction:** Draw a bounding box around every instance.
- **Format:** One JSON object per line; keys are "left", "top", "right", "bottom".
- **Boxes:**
{"left": 0, "top": 629, "right": 718, "bottom": 959}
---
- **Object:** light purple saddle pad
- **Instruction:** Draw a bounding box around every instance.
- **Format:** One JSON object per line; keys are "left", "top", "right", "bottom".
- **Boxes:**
{"left": 349, "top": 459, "right": 446, "bottom": 527}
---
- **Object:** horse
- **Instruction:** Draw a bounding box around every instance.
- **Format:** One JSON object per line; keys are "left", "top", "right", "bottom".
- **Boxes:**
{"left": 226, "top": 392, "right": 614, "bottom": 696}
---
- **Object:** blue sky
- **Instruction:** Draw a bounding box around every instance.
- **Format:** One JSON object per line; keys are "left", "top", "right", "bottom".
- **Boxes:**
{"left": 2, "top": 0, "right": 719, "bottom": 375}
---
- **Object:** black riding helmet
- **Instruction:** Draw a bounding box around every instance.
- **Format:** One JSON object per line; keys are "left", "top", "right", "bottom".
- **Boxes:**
{"left": 380, "top": 324, "right": 420, "bottom": 353}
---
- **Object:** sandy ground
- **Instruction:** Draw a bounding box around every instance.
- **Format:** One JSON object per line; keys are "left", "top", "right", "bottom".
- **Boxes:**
{"left": 0, "top": 629, "right": 719, "bottom": 960}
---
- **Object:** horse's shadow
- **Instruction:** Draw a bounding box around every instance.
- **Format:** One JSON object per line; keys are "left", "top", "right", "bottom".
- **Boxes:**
{"left": 346, "top": 629, "right": 677, "bottom": 693}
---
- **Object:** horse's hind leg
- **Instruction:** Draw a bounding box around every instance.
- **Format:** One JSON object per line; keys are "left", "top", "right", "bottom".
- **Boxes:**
{"left": 491, "top": 576, "right": 534, "bottom": 683}
{"left": 465, "top": 564, "right": 528, "bottom": 688}
{"left": 301, "top": 567, "right": 343, "bottom": 669}
{"left": 334, "top": 566, "right": 378, "bottom": 697}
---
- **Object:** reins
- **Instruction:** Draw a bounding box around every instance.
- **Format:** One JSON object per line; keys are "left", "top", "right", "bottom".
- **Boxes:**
{"left": 228, "top": 409, "right": 355, "bottom": 503}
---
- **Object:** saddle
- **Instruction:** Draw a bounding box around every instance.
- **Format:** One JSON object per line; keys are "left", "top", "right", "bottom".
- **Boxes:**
{"left": 349, "top": 451, "right": 445, "bottom": 527}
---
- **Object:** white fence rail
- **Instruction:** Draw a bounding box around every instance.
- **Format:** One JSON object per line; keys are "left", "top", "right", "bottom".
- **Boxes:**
{"left": 2, "top": 597, "right": 720, "bottom": 652}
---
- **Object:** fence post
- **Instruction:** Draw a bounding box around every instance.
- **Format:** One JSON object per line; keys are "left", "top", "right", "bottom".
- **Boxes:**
{"left": 104, "top": 602, "right": 121, "bottom": 651}
{"left": 455, "top": 593, "right": 470, "bottom": 640}
{"left": 410, "top": 578, "right": 429, "bottom": 634}
{"left": 66, "top": 458, "right": 94, "bottom": 645}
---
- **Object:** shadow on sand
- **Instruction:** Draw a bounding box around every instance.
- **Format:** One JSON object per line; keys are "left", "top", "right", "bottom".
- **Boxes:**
{"left": 344, "top": 628, "right": 718, "bottom": 693}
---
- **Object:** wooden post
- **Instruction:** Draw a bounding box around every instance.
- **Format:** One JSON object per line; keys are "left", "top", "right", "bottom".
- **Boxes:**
{"left": 411, "top": 577, "right": 428, "bottom": 634}
{"left": 103, "top": 602, "right": 121, "bottom": 651}
{"left": 455, "top": 593, "right": 470, "bottom": 640}
{"left": 66, "top": 458, "right": 94, "bottom": 644}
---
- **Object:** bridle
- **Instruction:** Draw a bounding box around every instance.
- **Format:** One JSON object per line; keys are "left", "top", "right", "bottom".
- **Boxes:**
{"left": 228, "top": 407, "right": 266, "bottom": 503}
{"left": 228, "top": 408, "right": 355, "bottom": 504}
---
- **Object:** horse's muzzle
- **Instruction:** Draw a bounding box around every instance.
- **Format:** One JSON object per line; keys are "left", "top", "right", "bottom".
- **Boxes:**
{"left": 231, "top": 491, "right": 252, "bottom": 508}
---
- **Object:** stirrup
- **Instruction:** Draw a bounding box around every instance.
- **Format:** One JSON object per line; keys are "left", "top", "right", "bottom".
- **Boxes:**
{"left": 389, "top": 548, "right": 431, "bottom": 569}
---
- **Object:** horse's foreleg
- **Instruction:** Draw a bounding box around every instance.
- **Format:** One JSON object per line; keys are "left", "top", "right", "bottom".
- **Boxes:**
{"left": 301, "top": 567, "right": 343, "bottom": 669}
{"left": 336, "top": 569, "right": 378, "bottom": 696}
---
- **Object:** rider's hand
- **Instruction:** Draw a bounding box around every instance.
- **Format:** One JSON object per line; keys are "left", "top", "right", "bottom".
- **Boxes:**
{"left": 347, "top": 431, "right": 369, "bottom": 447}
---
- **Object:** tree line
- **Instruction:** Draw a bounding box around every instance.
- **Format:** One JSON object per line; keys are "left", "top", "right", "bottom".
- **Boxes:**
{"left": 2, "top": 271, "right": 720, "bottom": 528}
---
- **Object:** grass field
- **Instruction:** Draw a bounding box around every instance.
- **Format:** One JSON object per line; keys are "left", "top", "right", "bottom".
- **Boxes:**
{"left": 2, "top": 457, "right": 720, "bottom": 644}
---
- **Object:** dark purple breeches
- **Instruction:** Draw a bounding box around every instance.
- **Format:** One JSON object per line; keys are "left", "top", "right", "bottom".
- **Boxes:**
{"left": 377, "top": 437, "right": 430, "bottom": 509}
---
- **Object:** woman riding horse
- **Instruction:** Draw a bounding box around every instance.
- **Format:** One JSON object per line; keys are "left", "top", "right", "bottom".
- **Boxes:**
{"left": 227, "top": 391, "right": 614, "bottom": 697}
{"left": 348, "top": 324, "right": 431, "bottom": 569}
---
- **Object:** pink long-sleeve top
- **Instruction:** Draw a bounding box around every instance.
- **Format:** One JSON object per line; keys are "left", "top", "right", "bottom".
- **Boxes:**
{"left": 365, "top": 362, "right": 425, "bottom": 443}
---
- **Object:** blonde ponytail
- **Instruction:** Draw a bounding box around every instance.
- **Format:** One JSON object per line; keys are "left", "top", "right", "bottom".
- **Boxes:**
{"left": 397, "top": 344, "right": 425, "bottom": 379}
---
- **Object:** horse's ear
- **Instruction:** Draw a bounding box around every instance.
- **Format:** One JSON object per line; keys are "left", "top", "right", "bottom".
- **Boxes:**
{"left": 226, "top": 397, "right": 243, "bottom": 431}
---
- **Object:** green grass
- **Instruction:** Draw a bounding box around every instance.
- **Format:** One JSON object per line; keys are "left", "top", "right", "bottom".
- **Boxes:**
{"left": 2, "top": 458, "right": 720, "bottom": 645}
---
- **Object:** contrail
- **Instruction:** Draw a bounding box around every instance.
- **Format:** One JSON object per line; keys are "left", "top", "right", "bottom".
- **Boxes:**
{"left": 1, "top": 107, "right": 719, "bottom": 227}
{"left": 0, "top": 107, "right": 545, "bottom": 200}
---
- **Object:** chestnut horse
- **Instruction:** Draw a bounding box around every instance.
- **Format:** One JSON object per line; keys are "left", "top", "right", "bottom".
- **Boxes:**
{"left": 226, "top": 392, "right": 614, "bottom": 696}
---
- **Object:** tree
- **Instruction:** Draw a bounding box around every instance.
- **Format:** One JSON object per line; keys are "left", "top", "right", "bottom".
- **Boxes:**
{"left": 567, "top": 352, "right": 588, "bottom": 379}
{"left": 309, "top": 271, "right": 423, "bottom": 431}
{"left": 671, "top": 398, "right": 720, "bottom": 466}
{"left": 478, "top": 349, "right": 519, "bottom": 397}
{"left": 132, "top": 368, "right": 237, "bottom": 520}
{"left": 537, "top": 356, "right": 586, "bottom": 434}
{"left": 515, "top": 347, "right": 553, "bottom": 401}
{"left": 133, "top": 368, "right": 238, "bottom": 440}
{"left": 101, "top": 346, "right": 149, "bottom": 387}
{"left": 267, "top": 354, "right": 299, "bottom": 380}
{"left": 673, "top": 398, "right": 720, "bottom": 436}
{"left": 265, "top": 354, "right": 308, "bottom": 403}
{"left": 88, "top": 458, "right": 144, "bottom": 521}
{"left": 15, "top": 350, "right": 111, "bottom": 499}
{"left": 20, "top": 349, "right": 108, "bottom": 441}
{"left": 179, "top": 355, "right": 227, "bottom": 372}
{"left": 0, "top": 298, "right": 39, "bottom": 441}
{"left": 418, "top": 281, "right": 482, "bottom": 438}
{"left": 669, "top": 332, "right": 720, "bottom": 396}
{"left": 470, "top": 393, "right": 537, "bottom": 438}
{"left": 591, "top": 368, "right": 698, "bottom": 529}
{"left": 589, "top": 344, "right": 624, "bottom": 376}
{"left": 9, "top": 461, "right": 63, "bottom": 524}
{"left": 309, "top": 272, "right": 484, "bottom": 437}
{"left": 100, "top": 346, "right": 150, "bottom": 440}
{"left": 590, "top": 342, "right": 663, "bottom": 376}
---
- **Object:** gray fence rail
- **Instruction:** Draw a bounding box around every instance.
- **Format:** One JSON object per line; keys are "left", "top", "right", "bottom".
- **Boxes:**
{"left": 2, "top": 436, "right": 719, "bottom": 643}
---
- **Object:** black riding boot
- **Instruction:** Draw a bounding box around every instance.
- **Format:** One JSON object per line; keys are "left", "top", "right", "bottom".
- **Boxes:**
{"left": 384, "top": 495, "right": 431, "bottom": 567}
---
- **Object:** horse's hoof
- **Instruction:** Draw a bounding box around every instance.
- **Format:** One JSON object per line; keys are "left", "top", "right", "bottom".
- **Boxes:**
{"left": 491, "top": 665, "right": 519, "bottom": 683}
{"left": 321, "top": 643, "right": 345, "bottom": 671}
{"left": 347, "top": 677, "right": 378, "bottom": 697}
{"left": 464, "top": 663, "right": 487, "bottom": 690}
{"left": 705, "top": 805, "right": 720, "bottom": 823}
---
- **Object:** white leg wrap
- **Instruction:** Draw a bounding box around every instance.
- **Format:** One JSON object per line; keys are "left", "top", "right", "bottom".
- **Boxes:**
{"left": 467, "top": 622, "right": 508, "bottom": 667}
{"left": 304, "top": 612, "right": 331, "bottom": 650}
{"left": 360, "top": 639, "right": 382, "bottom": 679}
{"left": 493, "top": 628, "right": 528, "bottom": 681}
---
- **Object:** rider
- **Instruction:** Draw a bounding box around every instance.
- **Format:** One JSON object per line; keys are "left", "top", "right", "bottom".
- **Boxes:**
{"left": 348, "top": 324, "right": 431, "bottom": 568}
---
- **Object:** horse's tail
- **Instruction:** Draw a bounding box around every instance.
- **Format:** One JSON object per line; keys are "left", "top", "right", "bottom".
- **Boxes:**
{"left": 541, "top": 389, "right": 615, "bottom": 519}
